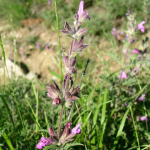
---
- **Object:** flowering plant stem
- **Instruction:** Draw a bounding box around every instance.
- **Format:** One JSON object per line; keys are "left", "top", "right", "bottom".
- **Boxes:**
{"left": 57, "top": 105, "right": 64, "bottom": 140}
{"left": 55, "top": 0, "right": 63, "bottom": 84}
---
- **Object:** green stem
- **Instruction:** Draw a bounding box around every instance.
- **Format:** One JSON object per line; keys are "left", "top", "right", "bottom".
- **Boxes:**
{"left": 3, "top": 132, "right": 14, "bottom": 150}
{"left": 57, "top": 106, "right": 64, "bottom": 140}
{"left": 130, "top": 106, "right": 140, "bottom": 150}
{"left": 55, "top": 0, "right": 63, "bottom": 83}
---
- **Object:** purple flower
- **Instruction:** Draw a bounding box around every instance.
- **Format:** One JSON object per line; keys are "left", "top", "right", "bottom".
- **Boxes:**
{"left": 120, "top": 31, "right": 124, "bottom": 35}
{"left": 132, "top": 49, "right": 141, "bottom": 54}
{"left": 22, "top": 56, "right": 26, "bottom": 61}
{"left": 132, "top": 49, "right": 142, "bottom": 61}
{"left": 111, "top": 28, "right": 117, "bottom": 35}
{"left": 126, "top": 116, "right": 132, "bottom": 120}
{"left": 140, "top": 116, "right": 149, "bottom": 121}
{"left": 37, "top": 43, "right": 40, "bottom": 49}
{"left": 122, "top": 49, "right": 127, "bottom": 54}
{"left": 78, "top": 1, "right": 90, "bottom": 20}
{"left": 137, "top": 21, "right": 145, "bottom": 33}
{"left": 48, "top": 0, "right": 51, "bottom": 4}
{"left": 19, "top": 51, "right": 24, "bottom": 54}
{"left": 47, "top": 82, "right": 61, "bottom": 106}
{"left": 52, "top": 98, "right": 61, "bottom": 105}
{"left": 36, "top": 137, "right": 52, "bottom": 149}
{"left": 119, "top": 70, "right": 127, "bottom": 79}
{"left": 135, "top": 67, "right": 139, "bottom": 75}
{"left": 126, "top": 10, "right": 131, "bottom": 16}
{"left": 126, "top": 33, "right": 130, "bottom": 41}
{"left": 138, "top": 94, "right": 145, "bottom": 101}
{"left": 71, "top": 123, "right": 82, "bottom": 134}
{"left": 124, "top": 103, "right": 128, "bottom": 106}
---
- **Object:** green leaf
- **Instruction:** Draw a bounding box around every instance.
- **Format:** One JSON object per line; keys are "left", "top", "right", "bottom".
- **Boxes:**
{"left": 86, "top": 88, "right": 95, "bottom": 105}
{"left": 43, "top": 144, "right": 59, "bottom": 150}
{"left": 2, "top": 132, "right": 15, "bottom": 150}
{"left": 101, "top": 87, "right": 108, "bottom": 125}
{"left": 63, "top": 142, "right": 84, "bottom": 150}
{"left": 0, "top": 95, "right": 15, "bottom": 128}
{"left": 112, "top": 108, "right": 129, "bottom": 150}
{"left": 48, "top": 67, "right": 61, "bottom": 79}
{"left": 105, "top": 52, "right": 121, "bottom": 65}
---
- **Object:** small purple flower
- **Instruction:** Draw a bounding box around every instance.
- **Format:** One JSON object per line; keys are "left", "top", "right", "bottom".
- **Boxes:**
{"left": 53, "top": 98, "right": 61, "bottom": 105}
{"left": 37, "top": 43, "right": 40, "bottom": 49}
{"left": 48, "top": 0, "right": 51, "bottom": 4}
{"left": 45, "top": 45, "right": 49, "bottom": 50}
{"left": 132, "top": 49, "right": 141, "bottom": 54}
{"left": 111, "top": 28, "right": 117, "bottom": 35}
{"left": 140, "top": 116, "right": 149, "bottom": 121}
{"left": 138, "top": 94, "right": 145, "bottom": 101}
{"left": 71, "top": 123, "right": 82, "bottom": 134}
{"left": 135, "top": 67, "right": 139, "bottom": 75}
{"left": 119, "top": 70, "right": 127, "bottom": 79}
{"left": 19, "top": 46, "right": 23, "bottom": 50}
{"left": 124, "top": 103, "right": 128, "bottom": 106}
{"left": 126, "top": 116, "right": 132, "bottom": 120}
{"left": 126, "top": 33, "right": 130, "bottom": 41}
{"left": 137, "top": 21, "right": 145, "bottom": 33}
{"left": 36, "top": 137, "right": 52, "bottom": 149}
{"left": 19, "top": 51, "right": 24, "bottom": 54}
{"left": 120, "top": 31, "right": 124, "bottom": 35}
{"left": 78, "top": 1, "right": 90, "bottom": 20}
{"left": 22, "top": 56, "right": 26, "bottom": 61}
{"left": 132, "top": 49, "right": 142, "bottom": 61}
{"left": 122, "top": 49, "right": 127, "bottom": 54}
{"left": 126, "top": 10, "right": 131, "bottom": 16}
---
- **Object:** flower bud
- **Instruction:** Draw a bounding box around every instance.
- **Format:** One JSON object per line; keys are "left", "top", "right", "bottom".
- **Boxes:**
{"left": 73, "top": 28, "right": 88, "bottom": 39}
{"left": 60, "top": 121, "right": 72, "bottom": 140}
{"left": 78, "top": 11, "right": 88, "bottom": 23}
{"left": 48, "top": 127, "right": 55, "bottom": 138}
{"left": 53, "top": 98, "right": 61, "bottom": 105}
{"left": 68, "top": 67, "right": 76, "bottom": 74}
{"left": 65, "top": 101, "right": 72, "bottom": 108}
{"left": 70, "top": 57, "right": 76, "bottom": 67}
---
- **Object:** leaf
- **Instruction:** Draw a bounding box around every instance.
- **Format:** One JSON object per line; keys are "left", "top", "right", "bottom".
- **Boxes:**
{"left": 2, "top": 132, "right": 15, "bottom": 150}
{"left": 86, "top": 88, "right": 95, "bottom": 105}
{"left": 101, "top": 87, "right": 108, "bottom": 125}
{"left": 70, "top": 51, "right": 79, "bottom": 58}
{"left": 105, "top": 52, "right": 121, "bottom": 65}
{"left": 43, "top": 144, "right": 59, "bottom": 150}
{"left": 48, "top": 67, "right": 61, "bottom": 79}
{"left": 99, "top": 87, "right": 108, "bottom": 149}
{"left": 93, "top": 96, "right": 103, "bottom": 125}
{"left": 63, "top": 142, "right": 84, "bottom": 150}
{"left": 112, "top": 108, "right": 129, "bottom": 150}
{"left": 0, "top": 95, "right": 15, "bottom": 128}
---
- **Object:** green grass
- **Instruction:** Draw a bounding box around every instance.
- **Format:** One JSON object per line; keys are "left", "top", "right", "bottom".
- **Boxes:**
{"left": 0, "top": 0, "right": 150, "bottom": 150}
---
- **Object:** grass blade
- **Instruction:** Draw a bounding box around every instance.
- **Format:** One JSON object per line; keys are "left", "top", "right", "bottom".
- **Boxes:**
{"left": 2, "top": 132, "right": 14, "bottom": 150}
{"left": 0, "top": 95, "right": 15, "bottom": 128}
{"left": 112, "top": 108, "right": 129, "bottom": 150}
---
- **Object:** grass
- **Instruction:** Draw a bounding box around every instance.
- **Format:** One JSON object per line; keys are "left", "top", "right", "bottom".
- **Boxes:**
{"left": 0, "top": 0, "right": 150, "bottom": 150}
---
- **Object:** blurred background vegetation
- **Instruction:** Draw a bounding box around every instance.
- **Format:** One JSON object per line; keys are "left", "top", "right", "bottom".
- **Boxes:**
{"left": 0, "top": 0, "right": 150, "bottom": 35}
